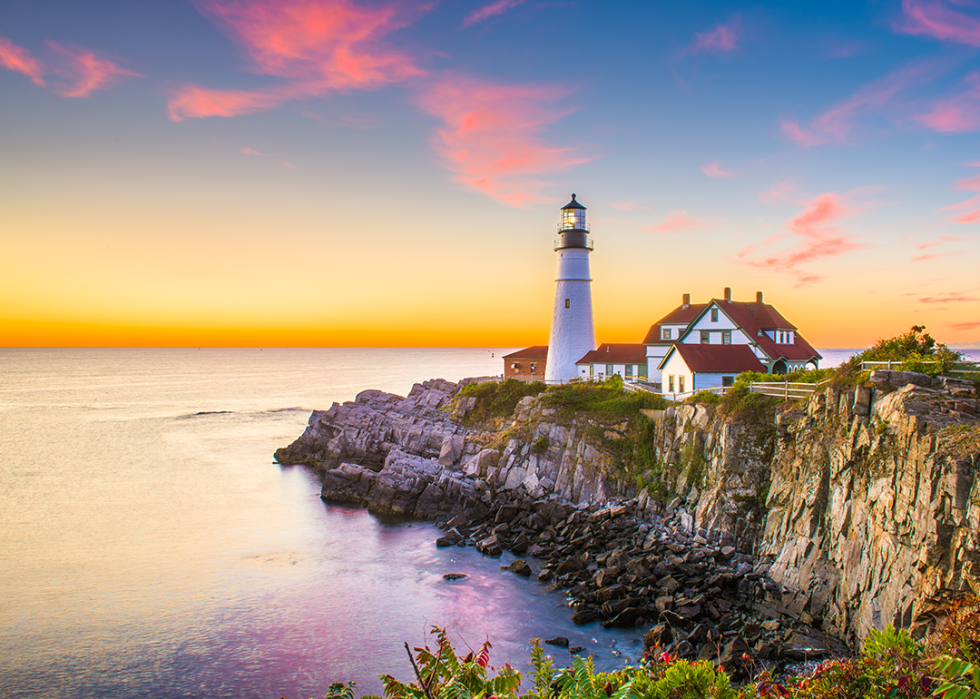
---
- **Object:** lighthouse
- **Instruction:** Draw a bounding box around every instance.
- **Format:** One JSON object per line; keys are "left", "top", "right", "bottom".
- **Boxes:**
{"left": 545, "top": 194, "right": 596, "bottom": 383}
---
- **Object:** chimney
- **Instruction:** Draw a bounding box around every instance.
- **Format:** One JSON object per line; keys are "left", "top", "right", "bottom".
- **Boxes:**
{"left": 756, "top": 291, "right": 764, "bottom": 303}
{"left": 682, "top": 293, "right": 691, "bottom": 307}
{"left": 724, "top": 287, "right": 732, "bottom": 302}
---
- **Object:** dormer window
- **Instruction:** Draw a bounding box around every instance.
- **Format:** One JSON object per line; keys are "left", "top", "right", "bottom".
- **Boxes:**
{"left": 700, "top": 330, "right": 710, "bottom": 344}
{"left": 662, "top": 327, "right": 671, "bottom": 340}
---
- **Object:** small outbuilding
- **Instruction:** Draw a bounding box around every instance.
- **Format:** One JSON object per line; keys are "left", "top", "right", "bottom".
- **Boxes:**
{"left": 502, "top": 346, "right": 548, "bottom": 381}
{"left": 575, "top": 343, "right": 648, "bottom": 381}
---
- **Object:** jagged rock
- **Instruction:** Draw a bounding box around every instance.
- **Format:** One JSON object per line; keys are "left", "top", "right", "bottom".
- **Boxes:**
{"left": 505, "top": 559, "right": 532, "bottom": 576}
{"left": 545, "top": 636, "right": 569, "bottom": 648}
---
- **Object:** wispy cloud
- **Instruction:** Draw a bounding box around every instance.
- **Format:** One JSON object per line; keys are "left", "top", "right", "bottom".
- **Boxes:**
{"left": 169, "top": 0, "right": 425, "bottom": 120}
{"left": 780, "top": 61, "right": 938, "bottom": 147}
{"left": 47, "top": 42, "right": 140, "bottom": 97}
{"left": 950, "top": 320, "right": 980, "bottom": 330}
{"left": 916, "top": 71, "right": 980, "bottom": 132}
{"left": 241, "top": 147, "right": 271, "bottom": 156}
{"left": 643, "top": 211, "right": 719, "bottom": 234}
{"left": 684, "top": 17, "right": 741, "bottom": 55}
{"left": 734, "top": 192, "right": 865, "bottom": 285}
{"left": 0, "top": 36, "right": 45, "bottom": 85}
{"left": 919, "top": 293, "right": 978, "bottom": 303}
{"left": 463, "top": 0, "right": 525, "bottom": 27}
{"left": 610, "top": 201, "right": 649, "bottom": 211}
{"left": 914, "top": 234, "right": 966, "bottom": 249}
{"left": 0, "top": 35, "right": 137, "bottom": 96}
{"left": 894, "top": 0, "right": 980, "bottom": 46}
{"left": 701, "top": 161, "right": 735, "bottom": 178}
{"left": 940, "top": 169, "right": 980, "bottom": 222}
{"left": 415, "top": 73, "right": 591, "bottom": 208}
{"left": 758, "top": 179, "right": 798, "bottom": 205}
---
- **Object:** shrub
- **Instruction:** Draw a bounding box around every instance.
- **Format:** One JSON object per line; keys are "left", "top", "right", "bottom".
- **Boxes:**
{"left": 381, "top": 628, "right": 521, "bottom": 699}
{"left": 863, "top": 625, "right": 923, "bottom": 660}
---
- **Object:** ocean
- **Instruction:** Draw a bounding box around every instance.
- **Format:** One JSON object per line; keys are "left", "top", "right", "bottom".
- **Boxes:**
{"left": 0, "top": 346, "right": 974, "bottom": 699}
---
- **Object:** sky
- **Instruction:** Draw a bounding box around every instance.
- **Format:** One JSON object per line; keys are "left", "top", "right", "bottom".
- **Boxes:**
{"left": 1, "top": 0, "right": 979, "bottom": 349}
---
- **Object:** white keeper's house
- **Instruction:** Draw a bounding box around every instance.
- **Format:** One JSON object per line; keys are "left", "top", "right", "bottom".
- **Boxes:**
{"left": 647, "top": 287, "right": 822, "bottom": 394}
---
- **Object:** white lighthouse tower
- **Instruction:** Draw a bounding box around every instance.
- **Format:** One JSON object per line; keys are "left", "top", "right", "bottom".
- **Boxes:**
{"left": 545, "top": 194, "right": 596, "bottom": 383}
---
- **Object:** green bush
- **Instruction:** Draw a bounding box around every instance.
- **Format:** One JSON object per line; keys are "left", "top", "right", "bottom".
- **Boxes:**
{"left": 863, "top": 625, "right": 923, "bottom": 660}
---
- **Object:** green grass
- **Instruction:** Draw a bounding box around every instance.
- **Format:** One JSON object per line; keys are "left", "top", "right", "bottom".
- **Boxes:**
{"left": 456, "top": 378, "right": 547, "bottom": 424}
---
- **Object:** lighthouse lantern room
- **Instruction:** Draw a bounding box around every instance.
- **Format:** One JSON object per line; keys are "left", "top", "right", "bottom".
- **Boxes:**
{"left": 545, "top": 194, "right": 597, "bottom": 383}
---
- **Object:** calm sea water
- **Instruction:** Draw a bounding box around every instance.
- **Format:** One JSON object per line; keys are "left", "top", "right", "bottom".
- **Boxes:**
{"left": 1, "top": 346, "right": 975, "bottom": 699}
{"left": 0, "top": 348, "right": 645, "bottom": 699}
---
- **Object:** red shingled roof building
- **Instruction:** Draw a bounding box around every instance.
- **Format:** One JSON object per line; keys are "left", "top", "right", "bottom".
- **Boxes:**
{"left": 574, "top": 343, "right": 648, "bottom": 380}
{"left": 502, "top": 346, "right": 548, "bottom": 381}
{"left": 653, "top": 287, "right": 821, "bottom": 395}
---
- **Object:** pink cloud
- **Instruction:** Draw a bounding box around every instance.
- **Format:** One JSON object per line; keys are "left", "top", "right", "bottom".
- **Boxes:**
{"left": 463, "top": 0, "right": 525, "bottom": 27}
{"left": 702, "top": 161, "right": 735, "bottom": 178}
{"left": 168, "top": 83, "right": 305, "bottom": 121}
{"left": 781, "top": 61, "right": 938, "bottom": 146}
{"left": 610, "top": 201, "right": 649, "bottom": 211}
{"left": 916, "top": 72, "right": 980, "bottom": 132}
{"left": 686, "top": 17, "right": 741, "bottom": 55}
{"left": 758, "top": 179, "right": 798, "bottom": 206}
{"left": 170, "top": 0, "right": 425, "bottom": 120}
{"left": 45, "top": 42, "right": 140, "bottom": 97}
{"left": 895, "top": 0, "right": 980, "bottom": 45}
{"left": 954, "top": 208, "right": 980, "bottom": 222}
{"left": 734, "top": 193, "right": 865, "bottom": 285}
{"left": 912, "top": 252, "right": 949, "bottom": 261}
{"left": 415, "top": 74, "right": 591, "bottom": 208}
{"left": 939, "top": 171, "right": 980, "bottom": 222}
{"left": 643, "top": 211, "right": 719, "bottom": 234}
{"left": 951, "top": 320, "right": 980, "bottom": 330}
{"left": 241, "top": 147, "right": 271, "bottom": 156}
{"left": 0, "top": 36, "right": 45, "bottom": 85}
{"left": 919, "top": 294, "right": 978, "bottom": 303}
{"left": 915, "top": 234, "right": 966, "bottom": 249}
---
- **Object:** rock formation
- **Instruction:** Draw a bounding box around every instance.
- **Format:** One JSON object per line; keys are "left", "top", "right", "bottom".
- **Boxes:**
{"left": 276, "top": 369, "right": 979, "bottom": 661}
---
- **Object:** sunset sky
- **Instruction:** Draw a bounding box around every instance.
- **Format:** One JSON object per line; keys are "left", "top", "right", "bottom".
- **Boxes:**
{"left": 1, "top": 0, "right": 979, "bottom": 348}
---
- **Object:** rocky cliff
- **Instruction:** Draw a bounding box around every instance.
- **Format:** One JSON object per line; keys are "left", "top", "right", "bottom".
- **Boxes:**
{"left": 275, "top": 370, "right": 980, "bottom": 654}
{"left": 649, "top": 371, "right": 980, "bottom": 645}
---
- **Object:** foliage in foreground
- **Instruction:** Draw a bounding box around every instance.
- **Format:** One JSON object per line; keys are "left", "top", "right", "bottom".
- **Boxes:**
{"left": 310, "top": 600, "right": 980, "bottom": 699}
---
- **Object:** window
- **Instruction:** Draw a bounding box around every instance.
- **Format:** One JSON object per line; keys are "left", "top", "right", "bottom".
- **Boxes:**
{"left": 668, "top": 375, "right": 674, "bottom": 392}
{"left": 606, "top": 363, "right": 613, "bottom": 376}
{"left": 625, "top": 364, "right": 633, "bottom": 376}
{"left": 565, "top": 299, "right": 570, "bottom": 308}
{"left": 700, "top": 330, "right": 710, "bottom": 344}
{"left": 722, "top": 330, "right": 731, "bottom": 345}
{"left": 679, "top": 376, "right": 685, "bottom": 393}
{"left": 661, "top": 327, "right": 671, "bottom": 340}
{"left": 530, "top": 363, "right": 537, "bottom": 374}
{"left": 511, "top": 363, "right": 520, "bottom": 372}
{"left": 711, "top": 308, "right": 719, "bottom": 322}
{"left": 722, "top": 376, "right": 734, "bottom": 388}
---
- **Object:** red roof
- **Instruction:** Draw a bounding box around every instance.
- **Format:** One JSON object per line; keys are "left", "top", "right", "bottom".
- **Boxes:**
{"left": 707, "top": 300, "right": 821, "bottom": 362}
{"left": 502, "top": 345, "right": 548, "bottom": 360}
{"left": 576, "top": 343, "right": 647, "bottom": 365}
{"left": 661, "top": 344, "right": 766, "bottom": 373}
{"left": 642, "top": 304, "right": 706, "bottom": 345}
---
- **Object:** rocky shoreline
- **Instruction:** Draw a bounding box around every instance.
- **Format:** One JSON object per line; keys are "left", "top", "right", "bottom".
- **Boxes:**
{"left": 274, "top": 370, "right": 979, "bottom": 674}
